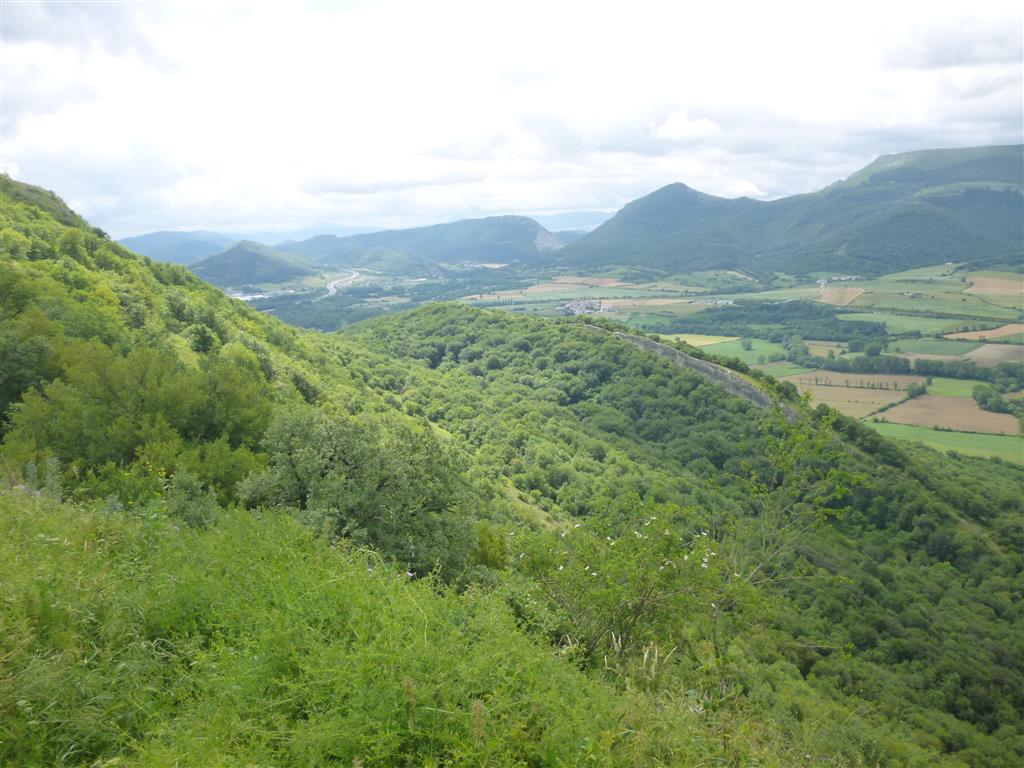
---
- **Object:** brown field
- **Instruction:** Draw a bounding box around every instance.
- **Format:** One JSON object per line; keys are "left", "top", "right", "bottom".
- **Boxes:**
{"left": 806, "top": 340, "right": 847, "bottom": 356}
{"left": 945, "top": 322, "right": 1024, "bottom": 341}
{"left": 782, "top": 371, "right": 926, "bottom": 391}
{"left": 964, "top": 277, "right": 1023, "bottom": 296}
{"left": 1005, "top": 390, "right": 1024, "bottom": 400}
{"left": 881, "top": 395, "right": 1021, "bottom": 435}
{"left": 796, "top": 386, "right": 906, "bottom": 417}
{"left": 965, "top": 344, "right": 1024, "bottom": 367}
{"left": 902, "top": 352, "right": 963, "bottom": 364}
{"left": 819, "top": 286, "right": 864, "bottom": 306}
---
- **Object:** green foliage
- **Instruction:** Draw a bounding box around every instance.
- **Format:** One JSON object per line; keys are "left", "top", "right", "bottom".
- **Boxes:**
{"left": 238, "top": 406, "right": 475, "bottom": 579}
{"left": 3, "top": 178, "right": 1024, "bottom": 767}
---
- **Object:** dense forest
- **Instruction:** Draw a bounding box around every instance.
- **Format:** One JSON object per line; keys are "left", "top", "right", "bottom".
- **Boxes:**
{"left": 2, "top": 175, "right": 1023, "bottom": 766}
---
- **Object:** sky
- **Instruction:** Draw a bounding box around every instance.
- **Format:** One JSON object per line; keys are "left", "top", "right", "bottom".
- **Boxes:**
{"left": 2, "top": 0, "right": 1022, "bottom": 238}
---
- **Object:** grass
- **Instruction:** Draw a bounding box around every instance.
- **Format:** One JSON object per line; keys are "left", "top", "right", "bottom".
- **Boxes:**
{"left": 701, "top": 338, "right": 788, "bottom": 365}
{"left": 867, "top": 422, "right": 1024, "bottom": 465}
{"left": 757, "top": 363, "right": 815, "bottom": 378}
{"left": 1, "top": 490, "right": 720, "bottom": 766}
{"left": 889, "top": 338, "right": 982, "bottom": 356}
{"left": 926, "top": 378, "right": 988, "bottom": 397}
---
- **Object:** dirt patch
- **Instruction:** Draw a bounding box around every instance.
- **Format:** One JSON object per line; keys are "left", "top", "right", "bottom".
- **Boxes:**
{"left": 881, "top": 395, "right": 1021, "bottom": 435}
{"left": 819, "top": 286, "right": 864, "bottom": 306}
{"left": 965, "top": 344, "right": 1024, "bottom": 368}
{"left": 796, "top": 386, "right": 905, "bottom": 418}
{"left": 964, "top": 277, "right": 1023, "bottom": 296}
{"left": 945, "top": 323, "right": 1024, "bottom": 341}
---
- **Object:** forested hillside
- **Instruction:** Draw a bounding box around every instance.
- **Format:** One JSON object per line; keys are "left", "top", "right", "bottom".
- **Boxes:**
{"left": 2, "top": 175, "right": 1023, "bottom": 766}
{"left": 559, "top": 145, "right": 1024, "bottom": 276}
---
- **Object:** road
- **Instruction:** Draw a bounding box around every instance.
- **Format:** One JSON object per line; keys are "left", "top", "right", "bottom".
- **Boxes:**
{"left": 319, "top": 270, "right": 360, "bottom": 300}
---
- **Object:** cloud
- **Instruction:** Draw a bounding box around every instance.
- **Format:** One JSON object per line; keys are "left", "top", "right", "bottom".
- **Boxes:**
{"left": 655, "top": 112, "right": 722, "bottom": 141}
{"left": 1, "top": 0, "right": 1021, "bottom": 237}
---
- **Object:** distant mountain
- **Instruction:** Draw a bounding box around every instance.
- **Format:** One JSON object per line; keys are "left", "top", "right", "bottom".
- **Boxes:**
{"left": 118, "top": 231, "right": 239, "bottom": 265}
{"left": 559, "top": 145, "right": 1024, "bottom": 276}
{"left": 278, "top": 215, "right": 563, "bottom": 276}
{"left": 190, "top": 241, "right": 319, "bottom": 287}
{"left": 530, "top": 211, "right": 614, "bottom": 231}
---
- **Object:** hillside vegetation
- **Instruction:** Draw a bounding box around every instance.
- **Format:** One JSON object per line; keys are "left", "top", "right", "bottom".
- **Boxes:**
{"left": 276, "top": 215, "right": 563, "bottom": 276}
{"left": 559, "top": 145, "right": 1024, "bottom": 276}
{"left": 2, "top": 176, "right": 1023, "bottom": 766}
{"left": 190, "top": 239, "right": 321, "bottom": 287}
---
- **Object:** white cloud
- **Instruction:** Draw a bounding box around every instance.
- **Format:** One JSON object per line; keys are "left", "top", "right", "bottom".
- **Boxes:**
{"left": 655, "top": 112, "right": 721, "bottom": 141}
{"left": 1, "top": 0, "right": 1021, "bottom": 236}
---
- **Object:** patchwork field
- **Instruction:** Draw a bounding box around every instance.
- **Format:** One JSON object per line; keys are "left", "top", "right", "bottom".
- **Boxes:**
{"left": 701, "top": 338, "right": 787, "bottom": 366}
{"left": 797, "top": 386, "right": 906, "bottom": 417}
{"left": 965, "top": 344, "right": 1024, "bottom": 367}
{"left": 838, "top": 313, "right": 964, "bottom": 335}
{"left": 879, "top": 395, "right": 1020, "bottom": 435}
{"left": 663, "top": 333, "right": 738, "bottom": 347}
{"left": 819, "top": 286, "right": 864, "bottom": 306}
{"left": 806, "top": 340, "right": 847, "bottom": 357}
{"left": 945, "top": 323, "right": 1024, "bottom": 341}
{"left": 755, "top": 362, "right": 815, "bottom": 378}
{"left": 780, "top": 371, "right": 926, "bottom": 417}
{"left": 782, "top": 371, "right": 926, "bottom": 391}
{"left": 889, "top": 338, "right": 982, "bottom": 356}
{"left": 964, "top": 271, "right": 1023, "bottom": 296}
{"left": 926, "top": 377, "right": 989, "bottom": 397}
{"left": 867, "top": 423, "right": 1024, "bottom": 465}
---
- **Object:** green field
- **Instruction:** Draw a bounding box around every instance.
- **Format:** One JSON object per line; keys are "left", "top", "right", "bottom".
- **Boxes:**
{"left": 868, "top": 422, "right": 1024, "bottom": 464}
{"left": 926, "top": 377, "right": 989, "bottom": 397}
{"left": 838, "top": 312, "right": 964, "bottom": 335}
{"left": 757, "top": 363, "right": 815, "bottom": 378}
{"left": 702, "top": 338, "right": 788, "bottom": 365}
{"left": 889, "top": 338, "right": 982, "bottom": 356}
{"left": 850, "top": 290, "right": 1019, "bottom": 320}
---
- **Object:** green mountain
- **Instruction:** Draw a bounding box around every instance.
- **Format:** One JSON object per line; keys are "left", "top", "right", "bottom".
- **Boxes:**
{"left": 190, "top": 240, "right": 320, "bottom": 287}
{"left": 2, "top": 175, "right": 1023, "bottom": 766}
{"left": 278, "top": 215, "right": 563, "bottom": 276}
{"left": 559, "top": 145, "right": 1024, "bottom": 276}
{"left": 118, "top": 230, "right": 239, "bottom": 265}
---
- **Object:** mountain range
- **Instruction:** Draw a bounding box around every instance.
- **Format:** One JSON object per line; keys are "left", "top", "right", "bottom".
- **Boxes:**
{"left": 559, "top": 145, "right": 1023, "bottom": 276}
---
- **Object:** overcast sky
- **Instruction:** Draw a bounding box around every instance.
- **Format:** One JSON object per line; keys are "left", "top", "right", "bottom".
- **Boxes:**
{"left": 2, "top": 0, "right": 1022, "bottom": 238}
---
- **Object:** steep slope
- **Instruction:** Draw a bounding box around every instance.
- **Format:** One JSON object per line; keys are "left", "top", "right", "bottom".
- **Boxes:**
{"left": 190, "top": 240, "right": 320, "bottom": 286}
{"left": 560, "top": 145, "right": 1024, "bottom": 276}
{"left": 118, "top": 230, "right": 238, "bottom": 265}
{"left": 278, "top": 215, "right": 561, "bottom": 275}
{"left": 2, "top": 176, "right": 1023, "bottom": 767}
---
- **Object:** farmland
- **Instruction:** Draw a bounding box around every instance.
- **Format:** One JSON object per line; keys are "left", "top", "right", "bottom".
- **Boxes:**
{"left": 780, "top": 371, "right": 925, "bottom": 418}
{"left": 946, "top": 323, "right": 1024, "bottom": 341}
{"left": 878, "top": 395, "right": 1021, "bottom": 435}
{"left": 867, "top": 423, "right": 1024, "bottom": 465}
{"left": 966, "top": 344, "right": 1024, "bottom": 367}
{"left": 700, "top": 338, "right": 787, "bottom": 366}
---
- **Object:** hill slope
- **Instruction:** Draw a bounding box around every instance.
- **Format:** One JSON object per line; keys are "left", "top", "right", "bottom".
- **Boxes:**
{"left": 190, "top": 240, "right": 320, "bottom": 286}
{"left": 278, "top": 215, "right": 562, "bottom": 276}
{"left": 560, "top": 145, "right": 1024, "bottom": 276}
{"left": 2, "top": 175, "right": 1023, "bottom": 767}
{"left": 118, "top": 230, "right": 239, "bottom": 265}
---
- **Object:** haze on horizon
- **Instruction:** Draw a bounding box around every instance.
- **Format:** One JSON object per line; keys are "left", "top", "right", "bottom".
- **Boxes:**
{"left": 2, "top": 0, "right": 1022, "bottom": 239}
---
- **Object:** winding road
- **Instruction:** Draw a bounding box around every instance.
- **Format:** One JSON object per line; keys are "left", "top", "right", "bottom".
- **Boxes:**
{"left": 318, "top": 270, "right": 360, "bottom": 300}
